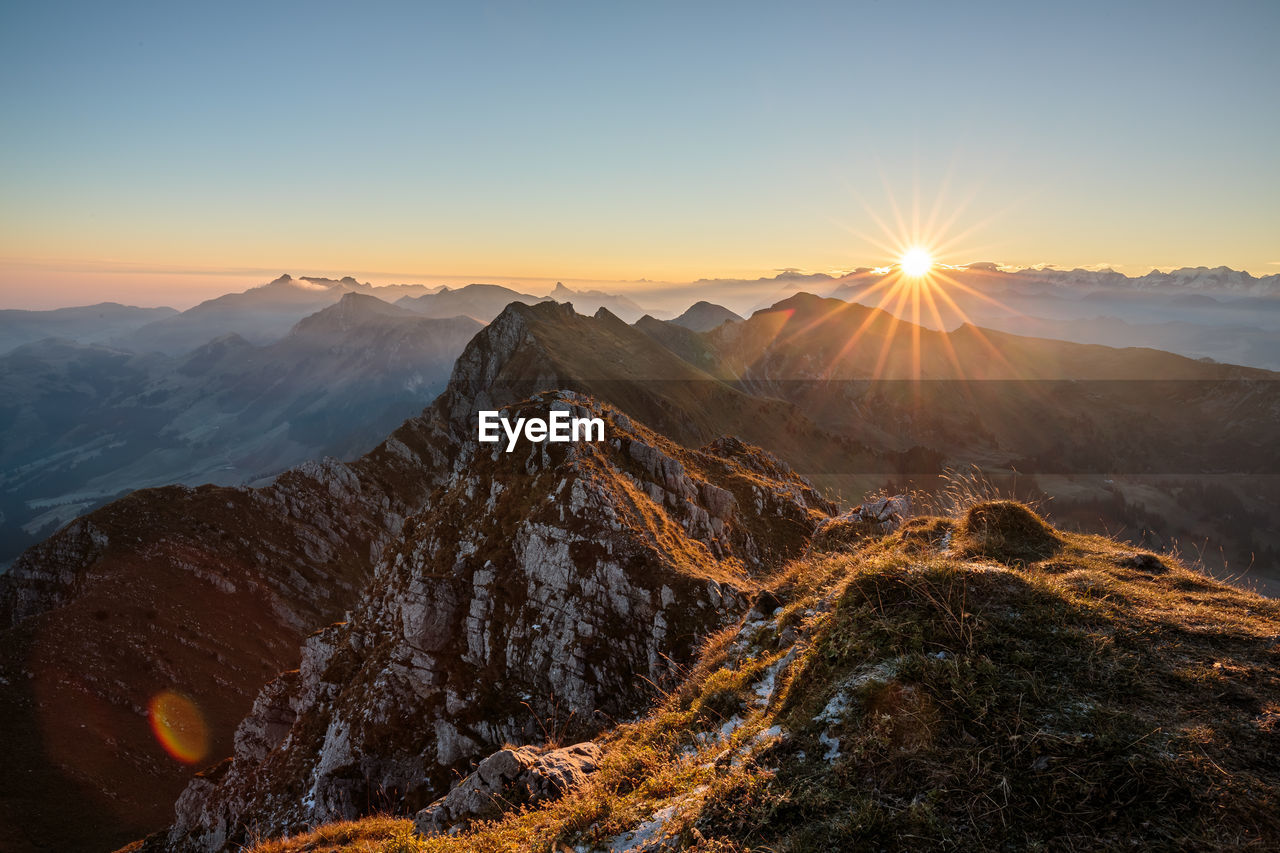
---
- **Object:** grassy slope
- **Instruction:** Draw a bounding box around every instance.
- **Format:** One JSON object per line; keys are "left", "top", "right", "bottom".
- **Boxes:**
{"left": 241, "top": 502, "right": 1280, "bottom": 853}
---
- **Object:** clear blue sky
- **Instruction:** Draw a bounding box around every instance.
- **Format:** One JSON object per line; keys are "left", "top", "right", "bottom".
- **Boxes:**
{"left": 1, "top": 0, "right": 1277, "bottom": 307}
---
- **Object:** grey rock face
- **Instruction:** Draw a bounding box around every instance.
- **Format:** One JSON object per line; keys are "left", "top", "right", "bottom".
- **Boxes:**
{"left": 812, "top": 495, "right": 910, "bottom": 551}
{"left": 0, "top": 517, "right": 109, "bottom": 627}
{"left": 413, "top": 741, "right": 602, "bottom": 836}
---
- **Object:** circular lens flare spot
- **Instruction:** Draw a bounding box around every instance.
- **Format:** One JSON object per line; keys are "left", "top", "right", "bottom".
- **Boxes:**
{"left": 148, "top": 690, "right": 209, "bottom": 765}
{"left": 900, "top": 247, "right": 933, "bottom": 277}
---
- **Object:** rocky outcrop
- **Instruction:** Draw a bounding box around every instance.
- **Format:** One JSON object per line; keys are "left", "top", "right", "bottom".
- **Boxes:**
{"left": 812, "top": 495, "right": 911, "bottom": 550}
{"left": 413, "top": 742, "right": 602, "bottom": 836}
{"left": 165, "top": 392, "right": 831, "bottom": 850}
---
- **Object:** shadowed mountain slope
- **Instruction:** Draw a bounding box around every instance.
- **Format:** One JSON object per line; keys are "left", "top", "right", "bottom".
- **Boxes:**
{"left": 661, "top": 293, "right": 1280, "bottom": 475}
{"left": 632, "top": 314, "right": 720, "bottom": 371}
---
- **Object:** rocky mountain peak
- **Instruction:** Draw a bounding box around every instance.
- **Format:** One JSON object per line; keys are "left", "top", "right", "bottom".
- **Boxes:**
{"left": 289, "top": 292, "right": 409, "bottom": 335}
{"left": 163, "top": 391, "right": 831, "bottom": 850}
{"left": 671, "top": 300, "right": 744, "bottom": 332}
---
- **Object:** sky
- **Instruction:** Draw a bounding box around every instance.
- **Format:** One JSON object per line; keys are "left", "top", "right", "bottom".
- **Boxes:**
{"left": 1, "top": 0, "right": 1277, "bottom": 309}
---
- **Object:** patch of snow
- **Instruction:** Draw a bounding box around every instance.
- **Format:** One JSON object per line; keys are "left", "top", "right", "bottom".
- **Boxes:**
{"left": 608, "top": 803, "right": 681, "bottom": 851}
{"left": 719, "top": 715, "right": 743, "bottom": 740}
{"left": 816, "top": 691, "right": 851, "bottom": 725}
{"left": 695, "top": 714, "right": 744, "bottom": 748}
{"left": 819, "top": 731, "right": 841, "bottom": 762}
{"left": 751, "top": 724, "right": 784, "bottom": 746}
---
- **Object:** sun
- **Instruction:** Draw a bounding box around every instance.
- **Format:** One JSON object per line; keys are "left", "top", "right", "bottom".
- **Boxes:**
{"left": 900, "top": 247, "right": 933, "bottom": 277}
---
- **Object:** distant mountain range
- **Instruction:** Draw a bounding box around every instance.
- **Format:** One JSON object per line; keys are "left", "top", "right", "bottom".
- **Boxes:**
{"left": 1005, "top": 264, "right": 1280, "bottom": 295}
{"left": 112, "top": 275, "right": 444, "bottom": 355}
{"left": 827, "top": 265, "right": 1280, "bottom": 370}
{"left": 0, "top": 303, "right": 178, "bottom": 353}
{"left": 394, "top": 281, "right": 652, "bottom": 324}
{"left": 7, "top": 264, "right": 1277, "bottom": 362}
{"left": 2, "top": 265, "right": 1278, "bottom": 573}
{"left": 0, "top": 294, "right": 480, "bottom": 565}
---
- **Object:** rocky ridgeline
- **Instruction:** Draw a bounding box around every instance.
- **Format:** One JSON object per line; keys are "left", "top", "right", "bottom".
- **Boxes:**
{"left": 163, "top": 391, "right": 832, "bottom": 850}
{"left": 1, "top": 457, "right": 396, "bottom": 632}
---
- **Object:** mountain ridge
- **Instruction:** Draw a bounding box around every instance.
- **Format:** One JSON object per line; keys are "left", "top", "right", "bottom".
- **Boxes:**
{"left": 161, "top": 392, "right": 831, "bottom": 850}
{"left": 229, "top": 499, "right": 1280, "bottom": 852}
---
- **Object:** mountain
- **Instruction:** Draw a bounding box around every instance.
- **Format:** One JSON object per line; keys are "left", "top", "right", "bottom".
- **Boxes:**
{"left": 114, "top": 275, "right": 351, "bottom": 355}
{"left": 0, "top": 297, "right": 841, "bottom": 851}
{"left": 0, "top": 294, "right": 480, "bottom": 566}
{"left": 245, "top": 500, "right": 1280, "bottom": 851}
{"left": 4, "top": 295, "right": 1280, "bottom": 850}
{"left": 1020, "top": 264, "right": 1280, "bottom": 296}
{"left": 827, "top": 265, "right": 1280, "bottom": 370}
{"left": 163, "top": 393, "right": 830, "bottom": 850}
{"left": 435, "top": 302, "right": 882, "bottom": 479}
{"left": 621, "top": 270, "right": 851, "bottom": 318}
{"left": 396, "top": 283, "right": 551, "bottom": 322}
{"left": 632, "top": 314, "right": 719, "bottom": 369}
{"left": 0, "top": 451, "right": 440, "bottom": 852}
{"left": 114, "top": 275, "right": 445, "bottom": 355}
{"left": 546, "top": 283, "right": 654, "bottom": 323}
{"left": 670, "top": 300, "right": 743, "bottom": 332}
{"left": 689, "top": 293, "right": 1279, "bottom": 461}
{"left": 644, "top": 293, "right": 1280, "bottom": 590}
{"left": 975, "top": 313, "right": 1280, "bottom": 371}
{"left": 298, "top": 276, "right": 447, "bottom": 301}
{"left": 0, "top": 303, "right": 178, "bottom": 355}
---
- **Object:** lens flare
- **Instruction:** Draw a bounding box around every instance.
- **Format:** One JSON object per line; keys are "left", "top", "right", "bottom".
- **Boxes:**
{"left": 148, "top": 690, "right": 209, "bottom": 765}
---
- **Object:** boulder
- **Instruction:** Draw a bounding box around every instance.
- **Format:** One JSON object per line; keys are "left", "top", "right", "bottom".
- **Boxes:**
{"left": 414, "top": 742, "right": 602, "bottom": 836}
{"left": 813, "top": 494, "right": 910, "bottom": 549}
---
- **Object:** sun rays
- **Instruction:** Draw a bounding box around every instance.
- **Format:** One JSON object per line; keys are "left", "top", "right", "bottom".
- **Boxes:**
{"left": 756, "top": 180, "right": 1041, "bottom": 384}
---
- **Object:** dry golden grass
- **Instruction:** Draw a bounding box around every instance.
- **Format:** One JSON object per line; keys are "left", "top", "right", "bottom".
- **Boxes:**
{"left": 248, "top": 502, "right": 1280, "bottom": 853}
